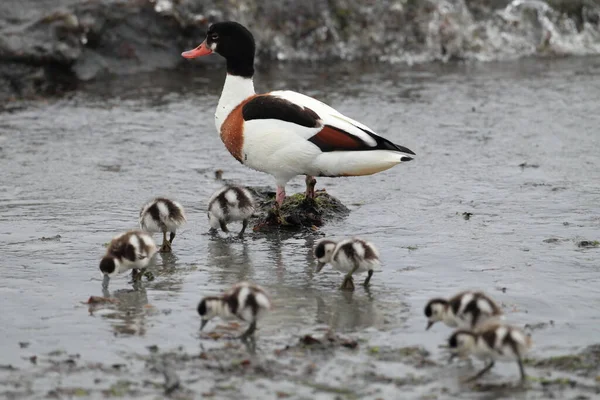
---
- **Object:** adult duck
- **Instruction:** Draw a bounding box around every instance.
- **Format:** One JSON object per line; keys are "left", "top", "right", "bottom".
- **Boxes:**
{"left": 182, "top": 22, "right": 415, "bottom": 206}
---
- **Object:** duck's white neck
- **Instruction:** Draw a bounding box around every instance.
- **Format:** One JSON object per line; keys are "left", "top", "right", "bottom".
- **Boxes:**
{"left": 215, "top": 74, "right": 255, "bottom": 132}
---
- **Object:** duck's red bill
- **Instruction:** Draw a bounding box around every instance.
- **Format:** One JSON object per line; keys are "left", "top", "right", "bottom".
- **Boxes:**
{"left": 181, "top": 41, "right": 212, "bottom": 58}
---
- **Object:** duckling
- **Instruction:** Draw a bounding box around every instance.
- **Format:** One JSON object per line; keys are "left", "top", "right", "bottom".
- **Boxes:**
{"left": 448, "top": 323, "right": 532, "bottom": 382}
{"left": 207, "top": 186, "right": 255, "bottom": 238}
{"left": 314, "top": 237, "right": 380, "bottom": 291}
{"left": 424, "top": 291, "right": 503, "bottom": 331}
{"left": 197, "top": 282, "right": 271, "bottom": 346}
{"left": 100, "top": 230, "right": 157, "bottom": 288}
{"left": 139, "top": 197, "right": 186, "bottom": 253}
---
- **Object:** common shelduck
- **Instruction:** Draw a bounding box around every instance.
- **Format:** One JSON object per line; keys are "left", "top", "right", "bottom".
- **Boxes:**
{"left": 424, "top": 290, "right": 504, "bottom": 331}
{"left": 139, "top": 197, "right": 186, "bottom": 253}
{"left": 197, "top": 281, "right": 272, "bottom": 348}
{"left": 182, "top": 22, "right": 415, "bottom": 207}
{"left": 313, "top": 237, "right": 380, "bottom": 290}
{"left": 448, "top": 323, "right": 532, "bottom": 382}
{"left": 100, "top": 230, "right": 157, "bottom": 288}
{"left": 207, "top": 185, "right": 255, "bottom": 237}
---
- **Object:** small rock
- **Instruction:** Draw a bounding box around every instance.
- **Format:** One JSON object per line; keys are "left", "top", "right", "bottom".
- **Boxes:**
{"left": 462, "top": 212, "right": 473, "bottom": 220}
{"left": 19, "top": 342, "right": 30, "bottom": 349}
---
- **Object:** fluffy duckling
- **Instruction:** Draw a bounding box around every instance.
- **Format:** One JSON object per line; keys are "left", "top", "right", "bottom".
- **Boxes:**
{"left": 100, "top": 230, "right": 157, "bottom": 288}
{"left": 197, "top": 282, "right": 271, "bottom": 345}
{"left": 448, "top": 323, "right": 532, "bottom": 382}
{"left": 207, "top": 186, "right": 255, "bottom": 238}
{"left": 424, "top": 291, "right": 503, "bottom": 331}
{"left": 139, "top": 197, "right": 186, "bottom": 253}
{"left": 314, "top": 237, "right": 380, "bottom": 291}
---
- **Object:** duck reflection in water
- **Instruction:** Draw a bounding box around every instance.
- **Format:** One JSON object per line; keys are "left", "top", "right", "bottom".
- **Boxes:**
{"left": 91, "top": 283, "right": 151, "bottom": 336}
{"left": 207, "top": 236, "right": 254, "bottom": 283}
{"left": 315, "top": 290, "right": 384, "bottom": 332}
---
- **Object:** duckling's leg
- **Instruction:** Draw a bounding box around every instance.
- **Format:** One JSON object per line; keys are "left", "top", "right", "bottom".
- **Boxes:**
{"left": 169, "top": 232, "right": 176, "bottom": 244}
{"left": 305, "top": 175, "right": 316, "bottom": 199}
{"left": 517, "top": 357, "right": 526, "bottom": 381}
{"left": 363, "top": 269, "right": 374, "bottom": 286}
{"left": 238, "top": 321, "right": 257, "bottom": 341}
{"left": 341, "top": 263, "right": 359, "bottom": 290}
{"left": 219, "top": 220, "right": 229, "bottom": 233}
{"left": 238, "top": 219, "right": 249, "bottom": 238}
{"left": 463, "top": 360, "right": 495, "bottom": 382}
{"left": 131, "top": 268, "right": 142, "bottom": 281}
{"left": 159, "top": 231, "right": 172, "bottom": 253}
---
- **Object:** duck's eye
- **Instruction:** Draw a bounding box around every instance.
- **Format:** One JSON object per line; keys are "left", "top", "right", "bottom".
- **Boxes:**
{"left": 210, "top": 33, "right": 219, "bottom": 41}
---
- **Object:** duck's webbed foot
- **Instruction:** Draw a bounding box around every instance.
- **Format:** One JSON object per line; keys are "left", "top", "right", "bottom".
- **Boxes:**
{"left": 159, "top": 231, "right": 172, "bottom": 253}
{"left": 340, "top": 275, "right": 355, "bottom": 291}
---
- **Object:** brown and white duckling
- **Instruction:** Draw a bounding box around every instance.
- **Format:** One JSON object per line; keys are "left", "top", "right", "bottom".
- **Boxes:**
{"left": 207, "top": 186, "right": 255, "bottom": 238}
{"left": 448, "top": 323, "right": 533, "bottom": 382}
{"left": 424, "top": 290, "right": 503, "bottom": 331}
{"left": 139, "top": 197, "right": 186, "bottom": 253}
{"left": 100, "top": 230, "right": 157, "bottom": 288}
{"left": 314, "top": 237, "right": 380, "bottom": 291}
{"left": 197, "top": 282, "right": 271, "bottom": 345}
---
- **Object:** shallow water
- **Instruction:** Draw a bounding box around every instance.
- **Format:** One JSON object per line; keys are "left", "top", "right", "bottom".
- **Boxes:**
{"left": 1, "top": 56, "right": 600, "bottom": 398}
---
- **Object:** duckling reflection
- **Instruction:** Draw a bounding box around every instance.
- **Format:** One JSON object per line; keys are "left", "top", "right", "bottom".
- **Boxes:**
{"left": 144, "top": 253, "right": 185, "bottom": 292}
{"left": 207, "top": 236, "right": 254, "bottom": 282}
{"left": 156, "top": 251, "right": 179, "bottom": 275}
{"left": 314, "top": 290, "right": 384, "bottom": 331}
{"left": 98, "top": 285, "right": 151, "bottom": 336}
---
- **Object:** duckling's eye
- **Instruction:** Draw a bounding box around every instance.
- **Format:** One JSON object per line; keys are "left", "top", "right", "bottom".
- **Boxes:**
{"left": 210, "top": 33, "right": 219, "bottom": 41}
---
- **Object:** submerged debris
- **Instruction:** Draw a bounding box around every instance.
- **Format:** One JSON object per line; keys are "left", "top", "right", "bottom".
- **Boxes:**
{"left": 367, "top": 345, "right": 436, "bottom": 368}
{"left": 277, "top": 330, "right": 359, "bottom": 353}
{"left": 40, "top": 235, "right": 62, "bottom": 241}
{"left": 543, "top": 237, "right": 562, "bottom": 243}
{"left": 577, "top": 240, "right": 599, "bottom": 248}
{"left": 251, "top": 189, "right": 350, "bottom": 232}
{"left": 83, "top": 296, "right": 118, "bottom": 305}
{"left": 519, "top": 162, "right": 540, "bottom": 169}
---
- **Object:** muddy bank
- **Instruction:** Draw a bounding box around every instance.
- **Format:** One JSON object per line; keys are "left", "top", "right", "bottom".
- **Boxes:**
{"left": 2, "top": 0, "right": 600, "bottom": 102}
{"left": 4, "top": 337, "right": 600, "bottom": 399}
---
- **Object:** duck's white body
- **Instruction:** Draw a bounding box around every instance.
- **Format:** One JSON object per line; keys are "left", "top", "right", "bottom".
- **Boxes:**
{"left": 215, "top": 75, "right": 412, "bottom": 188}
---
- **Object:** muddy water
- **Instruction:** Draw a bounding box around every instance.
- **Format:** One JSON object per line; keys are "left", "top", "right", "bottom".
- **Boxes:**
{"left": 1, "top": 57, "right": 600, "bottom": 399}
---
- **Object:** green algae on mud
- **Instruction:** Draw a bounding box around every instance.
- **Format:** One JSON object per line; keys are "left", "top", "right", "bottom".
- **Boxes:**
{"left": 250, "top": 188, "right": 350, "bottom": 232}
{"left": 525, "top": 344, "right": 600, "bottom": 376}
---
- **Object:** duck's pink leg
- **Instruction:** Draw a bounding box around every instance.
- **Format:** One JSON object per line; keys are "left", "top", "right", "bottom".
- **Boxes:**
{"left": 276, "top": 185, "right": 286, "bottom": 206}
{"left": 305, "top": 175, "right": 317, "bottom": 199}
